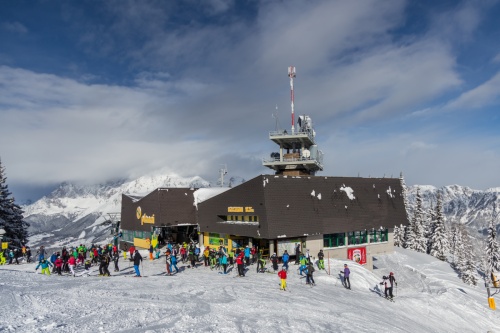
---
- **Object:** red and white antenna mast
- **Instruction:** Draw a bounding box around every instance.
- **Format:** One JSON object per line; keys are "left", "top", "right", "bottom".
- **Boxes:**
{"left": 288, "top": 66, "right": 296, "bottom": 134}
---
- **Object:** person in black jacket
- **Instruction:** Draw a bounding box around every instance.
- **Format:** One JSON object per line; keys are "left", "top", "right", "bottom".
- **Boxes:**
{"left": 381, "top": 272, "right": 397, "bottom": 299}
{"left": 294, "top": 243, "right": 301, "bottom": 265}
{"left": 133, "top": 250, "right": 143, "bottom": 277}
{"left": 317, "top": 250, "right": 325, "bottom": 270}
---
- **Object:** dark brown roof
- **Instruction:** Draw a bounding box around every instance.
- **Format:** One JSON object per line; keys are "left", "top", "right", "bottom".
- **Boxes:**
{"left": 198, "top": 175, "right": 408, "bottom": 239}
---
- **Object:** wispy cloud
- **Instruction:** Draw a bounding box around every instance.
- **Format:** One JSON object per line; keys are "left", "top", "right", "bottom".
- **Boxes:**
{"left": 2, "top": 21, "right": 28, "bottom": 34}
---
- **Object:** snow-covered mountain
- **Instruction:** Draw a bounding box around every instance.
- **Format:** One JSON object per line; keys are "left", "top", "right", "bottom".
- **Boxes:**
{"left": 23, "top": 171, "right": 212, "bottom": 249}
{"left": 406, "top": 184, "right": 500, "bottom": 237}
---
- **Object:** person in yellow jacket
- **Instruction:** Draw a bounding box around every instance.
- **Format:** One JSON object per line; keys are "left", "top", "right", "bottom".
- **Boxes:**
{"left": 203, "top": 247, "right": 210, "bottom": 266}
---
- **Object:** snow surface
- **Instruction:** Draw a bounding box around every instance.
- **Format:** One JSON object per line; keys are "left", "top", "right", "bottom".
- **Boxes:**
{"left": 340, "top": 185, "right": 355, "bottom": 200}
{"left": 1, "top": 248, "right": 499, "bottom": 333}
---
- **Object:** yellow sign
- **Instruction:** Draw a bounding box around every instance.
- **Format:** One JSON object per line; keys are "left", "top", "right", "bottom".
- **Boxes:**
{"left": 141, "top": 214, "right": 155, "bottom": 225}
{"left": 245, "top": 207, "right": 254, "bottom": 212}
{"left": 136, "top": 206, "right": 142, "bottom": 220}
{"left": 1, "top": 242, "right": 8, "bottom": 250}
{"left": 228, "top": 207, "right": 243, "bottom": 213}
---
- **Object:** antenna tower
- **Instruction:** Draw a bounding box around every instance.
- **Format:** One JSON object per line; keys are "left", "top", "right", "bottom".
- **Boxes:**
{"left": 288, "top": 66, "right": 296, "bottom": 134}
{"left": 219, "top": 164, "right": 228, "bottom": 187}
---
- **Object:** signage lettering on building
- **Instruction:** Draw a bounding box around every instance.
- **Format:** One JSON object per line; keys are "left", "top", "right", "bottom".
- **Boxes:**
{"left": 136, "top": 206, "right": 155, "bottom": 225}
{"left": 227, "top": 206, "right": 254, "bottom": 213}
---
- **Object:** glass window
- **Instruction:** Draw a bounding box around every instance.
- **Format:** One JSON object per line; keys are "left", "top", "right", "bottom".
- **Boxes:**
{"left": 348, "top": 230, "right": 368, "bottom": 245}
{"left": 369, "top": 229, "right": 389, "bottom": 243}
{"left": 323, "top": 233, "right": 345, "bottom": 248}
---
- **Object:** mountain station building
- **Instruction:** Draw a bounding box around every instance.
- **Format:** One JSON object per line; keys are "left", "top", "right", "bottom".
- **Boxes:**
{"left": 119, "top": 67, "right": 409, "bottom": 269}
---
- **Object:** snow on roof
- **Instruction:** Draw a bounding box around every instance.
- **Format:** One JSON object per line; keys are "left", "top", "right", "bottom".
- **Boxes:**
{"left": 340, "top": 185, "right": 355, "bottom": 200}
{"left": 386, "top": 186, "right": 394, "bottom": 198}
{"left": 193, "top": 187, "right": 231, "bottom": 209}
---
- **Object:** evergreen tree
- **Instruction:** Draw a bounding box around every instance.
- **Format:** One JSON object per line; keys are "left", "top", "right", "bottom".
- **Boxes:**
{"left": 429, "top": 193, "right": 449, "bottom": 261}
{"left": 485, "top": 219, "right": 500, "bottom": 275}
{"left": 0, "top": 159, "right": 29, "bottom": 247}
{"left": 393, "top": 225, "right": 404, "bottom": 247}
{"left": 411, "top": 187, "right": 427, "bottom": 253}
{"left": 453, "top": 226, "right": 478, "bottom": 285}
{"left": 399, "top": 172, "right": 411, "bottom": 224}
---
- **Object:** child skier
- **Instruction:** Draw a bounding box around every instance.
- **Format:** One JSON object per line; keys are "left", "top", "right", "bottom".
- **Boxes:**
{"left": 278, "top": 267, "right": 287, "bottom": 291}
{"left": 270, "top": 253, "right": 279, "bottom": 272}
{"left": 282, "top": 250, "right": 289, "bottom": 271}
{"left": 317, "top": 249, "right": 325, "bottom": 270}
{"left": 340, "top": 264, "right": 351, "bottom": 289}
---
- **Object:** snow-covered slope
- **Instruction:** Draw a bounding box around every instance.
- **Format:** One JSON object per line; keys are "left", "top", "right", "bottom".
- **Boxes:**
{"left": 0, "top": 247, "right": 498, "bottom": 332}
{"left": 23, "top": 171, "right": 212, "bottom": 248}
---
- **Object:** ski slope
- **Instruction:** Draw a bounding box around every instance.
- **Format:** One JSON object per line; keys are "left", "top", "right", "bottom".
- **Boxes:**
{"left": 0, "top": 247, "right": 498, "bottom": 333}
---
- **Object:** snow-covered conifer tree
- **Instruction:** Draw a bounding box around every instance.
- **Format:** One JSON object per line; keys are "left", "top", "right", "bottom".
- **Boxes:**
{"left": 485, "top": 219, "right": 500, "bottom": 275}
{"left": 429, "top": 193, "right": 449, "bottom": 261}
{"left": 410, "top": 188, "right": 427, "bottom": 253}
{"left": 0, "top": 159, "right": 29, "bottom": 247}
{"left": 393, "top": 225, "right": 404, "bottom": 247}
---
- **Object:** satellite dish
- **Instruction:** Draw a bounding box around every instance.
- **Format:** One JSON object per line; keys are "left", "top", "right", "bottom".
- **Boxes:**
{"left": 302, "top": 149, "right": 310, "bottom": 158}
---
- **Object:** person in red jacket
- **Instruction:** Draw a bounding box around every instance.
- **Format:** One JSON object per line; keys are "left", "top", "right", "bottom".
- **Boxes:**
{"left": 54, "top": 256, "right": 64, "bottom": 275}
{"left": 129, "top": 245, "right": 135, "bottom": 260}
{"left": 278, "top": 267, "right": 287, "bottom": 291}
{"left": 68, "top": 255, "right": 77, "bottom": 277}
{"left": 236, "top": 251, "right": 245, "bottom": 277}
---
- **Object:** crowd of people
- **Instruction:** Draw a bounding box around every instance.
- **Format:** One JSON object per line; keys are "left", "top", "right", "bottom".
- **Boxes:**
{"left": 1, "top": 241, "right": 396, "bottom": 296}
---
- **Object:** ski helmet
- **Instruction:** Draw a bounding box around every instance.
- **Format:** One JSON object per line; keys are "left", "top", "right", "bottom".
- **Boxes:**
{"left": 390, "top": 272, "right": 394, "bottom": 276}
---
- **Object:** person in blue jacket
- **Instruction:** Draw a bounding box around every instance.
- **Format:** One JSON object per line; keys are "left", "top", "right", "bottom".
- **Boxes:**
{"left": 244, "top": 245, "right": 251, "bottom": 266}
{"left": 281, "top": 250, "right": 289, "bottom": 271}
{"left": 35, "top": 259, "right": 53, "bottom": 275}
{"left": 170, "top": 253, "right": 179, "bottom": 274}
{"left": 133, "top": 250, "right": 143, "bottom": 277}
{"left": 220, "top": 253, "right": 228, "bottom": 274}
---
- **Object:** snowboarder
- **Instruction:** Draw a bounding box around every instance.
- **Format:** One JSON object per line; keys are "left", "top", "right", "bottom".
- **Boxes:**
{"left": 381, "top": 272, "right": 397, "bottom": 299}
{"left": 340, "top": 264, "right": 351, "bottom": 289}
{"left": 317, "top": 250, "right": 324, "bottom": 270}
{"left": 133, "top": 250, "right": 143, "bottom": 277}
{"left": 278, "top": 267, "right": 287, "bottom": 291}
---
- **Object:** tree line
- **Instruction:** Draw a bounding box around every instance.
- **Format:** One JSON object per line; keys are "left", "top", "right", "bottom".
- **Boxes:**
{"left": 394, "top": 177, "right": 500, "bottom": 286}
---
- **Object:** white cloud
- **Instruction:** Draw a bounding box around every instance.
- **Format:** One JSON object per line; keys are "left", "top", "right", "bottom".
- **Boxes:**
{"left": 2, "top": 21, "right": 28, "bottom": 34}
{"left": 444, "top": 72, "right": 500, "bottom": 110}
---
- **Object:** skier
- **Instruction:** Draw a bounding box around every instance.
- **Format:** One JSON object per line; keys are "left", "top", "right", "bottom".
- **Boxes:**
{"left": 299, "top": 254, "right": 308, "bottom": 275}
{"left": 170, "top": 253, "right": 179, "bottom": 274}
{"left": 251, "top": 245, "right": 257, "bottom": 264}
{"left": 37, "top": 246, "right": 47, "bottom": 261}
{"left": 282, "top": 250, "right": 289, "bottom": 271}
{"left": 381, "top": 272, "right": 397, "bottom": 299}
{"left": 305, "top": 249, "right": 311, "bottom": 263}
{"left": 26, "top": 247, "right": 32, "bottom": 263}
{"left": 68, "top": 255, "right": 77, "bottom": 277}
{"left": 112, "top": 250, "right": 120, "bottom": 272}
{"left": 317, "top": 249, "right": 324, "bottom": 270}
{"left": 340, "top": 264, "right": 351, "bottom": 289}
{"left": 35, "top": 258, "right": 53, "bottom": 275}
{"left": 220, "top": 252, "right": 228, "bottom": 274}
{"left": 306, "top": 262, "right": 316, "bottom": 285}
{"left": 133, "top": 250, "right": 143, "bottom": 277}
{"left": 123, "top": 243, "right": 128, "bottom": 260}
{"left": 244, "top": 245, "right": 251, "bottom": 266}
{"left": 149, "top": 244, "right": 154, "bottom": 261}
{"left": 236, "top": 251, "right": 245, "bottom": 277}
{"left": 54, "top": 256, "right": 63, "bottom": 275}
{"left": 165, "top": 253, "right": 172, "bottom": 275}
{"left": 278, "top": 267, "right": 287, "bottom": 291}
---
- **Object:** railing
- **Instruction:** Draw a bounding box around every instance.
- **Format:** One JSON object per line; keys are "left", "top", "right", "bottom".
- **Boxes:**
{"left": 262, "top": 150, "right": 324, "bottom": 165}
{"left": 269, "top": 130, "right": 315, "bottom": 142}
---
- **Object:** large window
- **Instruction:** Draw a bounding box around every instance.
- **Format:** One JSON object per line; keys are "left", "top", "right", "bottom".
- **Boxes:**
{"left": 323, "top": 233, "right": 346, "bottom": 248}
{"left": 348, "top": 231, "right": 368, "bottom": 245}
{"left": 370, "top": 228, "right": 389, "bottom": 243}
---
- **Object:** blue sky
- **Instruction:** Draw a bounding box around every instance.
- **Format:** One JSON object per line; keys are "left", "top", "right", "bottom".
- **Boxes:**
{"left": 1, "top": 0, "right": 500, "bottom": 202}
